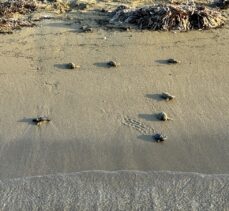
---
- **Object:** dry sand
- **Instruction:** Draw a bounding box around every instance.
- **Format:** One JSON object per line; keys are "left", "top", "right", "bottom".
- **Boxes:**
{"left": 0, "top": 0, "right": 229, "bottom": 208}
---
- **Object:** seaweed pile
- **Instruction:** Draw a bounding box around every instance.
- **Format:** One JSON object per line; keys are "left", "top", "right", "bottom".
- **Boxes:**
{"left": 0, "top": 0, "right": 70, "bottom": 33}
{"left": 42, "top": 0, "right": 70, "bottom": 13}
{"left": 110, "top": 4, "right": 225, "bottom": 31}
{"left": 0, "top": 18, "right": 36, "bottom": 33}
{"left": 0, "top": 0, "right": 36, "bottom": 33}
{"left": 0, "top": 0, "right": 36, "bottom": 17}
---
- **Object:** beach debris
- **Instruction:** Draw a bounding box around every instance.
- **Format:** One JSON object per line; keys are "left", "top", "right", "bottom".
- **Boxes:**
{"left": 0, "top": 0, "right": 37, "bottom": 33}
{"left": 32, "top": 116, "right": 50, "bottom": 126}
{"left": 76, "top": 3, "right": 88, "bottom": 10}
{"left": 215, "top": 0, "right": 229, "bottom": 9}
{"left": 106, "top": 25, "right": 131, "bottom": 31}
{"left": 153, "top": 133, "right": 167, "bottom": 142}
{"left": 0, "top": 0, "right": 71, "bottom": 33}
{"left": 80, "top": 25, "right": 93, "bottom": 32}
{"left": 107, "top": 60, "right": 120, "bottom": 67}
{"left": 71, "top": 1, "right": 95, "bottom": 10}
{"left": 161, "top": 92, "right": 175, "bottom": 101}
{"left": 110, "top": 3, "right": 225, "bottom": 31}
{"left": 0, "top": 19, "right": 36, "bottom": 33}
{"left": 100, "top": 8, "right": 107, "bottom": 13}
{"left": 157, "top": 112, "right": 172, "bottom": 121}
{"left": 112, "top": 5, "right": 129, "bottom": 13}
{"left": 30, "top": 14, "right": 54, "bottom": 22}
{"left": 167, "top": 58, "right": 181, "bottom": 64}
{"left": 0, "top": 0, "right": 37, "bottom": 17}
{"left": 45, "top": 1, "right": 70, "bottom": 14}
{"left": 120, "top": 26, "right": 131, "bottom": 31}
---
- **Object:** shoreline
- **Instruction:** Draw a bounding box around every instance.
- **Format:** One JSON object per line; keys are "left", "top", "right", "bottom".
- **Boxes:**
{"left": 0, "top": 170, "right": 228, "bottom": 210}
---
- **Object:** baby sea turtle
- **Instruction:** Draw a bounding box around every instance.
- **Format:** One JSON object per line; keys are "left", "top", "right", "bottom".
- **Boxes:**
{"left": 107, "top": 61, "right": 120, "bottom": 67}
{"left": 157, "top": 112, "right": 172, "bottom": 121}
{"left": 161, "top": 92, "right": 175, "bottom": 101}
{"left": 66, "top": 62, "right": 76, "bottom": 69}
{"left": 167, "top": 58, "right": 180, "bottom": 64}
{"left": 32, "top": 117, "right": 50, "bottom": 126}
{"left": 153, "top": 133, "right": 167, "bottom": 142}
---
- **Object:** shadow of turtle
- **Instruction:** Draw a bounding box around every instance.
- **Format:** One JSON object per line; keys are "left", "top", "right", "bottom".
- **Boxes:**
{"left": 138, "top": 113, "right": 159, "bottom": 122}
{"left": 138, "top": 134, "right": 165, "bottom": 143}
{"left": 138, "top": 134, "right": 157, "bottom": 143}
{"left": 18, "top": 118, "right": 36, "bottom": 125}
{"left": 54, "top": 64, "right": 70, "bottom": 70}
{"left": 94, "top": 62, "right": 109, "bottom": 68}
{"left": 145, "top": 93, "right": 163, "bottom": 102}
{"left": 155, "top": 59, "right": 170, "bottom": 64}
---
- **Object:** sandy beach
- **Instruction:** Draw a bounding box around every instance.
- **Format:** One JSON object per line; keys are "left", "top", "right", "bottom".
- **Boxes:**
{"left": 1, "top": 15, "right": 229, "bottom": 178}
{"left": 0, "top": 0, "right": 228, "bottom": 209}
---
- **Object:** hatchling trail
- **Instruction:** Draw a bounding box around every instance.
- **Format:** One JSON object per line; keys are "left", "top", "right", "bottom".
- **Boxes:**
{"left": 122, "top": 116, "right": 155, "bottom": 135}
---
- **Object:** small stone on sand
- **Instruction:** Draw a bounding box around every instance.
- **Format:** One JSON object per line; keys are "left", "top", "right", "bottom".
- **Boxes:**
{"left": 81, "top": 25, "right": 93, "bottom": 32}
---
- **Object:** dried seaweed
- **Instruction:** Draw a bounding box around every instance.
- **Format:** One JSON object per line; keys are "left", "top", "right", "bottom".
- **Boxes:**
{"left": 0, "top": 0, "right": 71, "bottom": 33}
{"left": 0, "top": 0, "right": 36, "bottom": 17}
{"left": 110, "top": 3, "right": 225, "bottom": 31}
{"left": 0, "top": 18, "right": 35, "bottom": 33}
{"left": 215, "top": 0, "right": 229, "bottom": 9}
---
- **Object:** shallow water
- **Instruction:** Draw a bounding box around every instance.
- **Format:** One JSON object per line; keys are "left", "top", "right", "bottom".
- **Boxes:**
{"left": 0, "top": 171, "right": 228, "bottom": 210}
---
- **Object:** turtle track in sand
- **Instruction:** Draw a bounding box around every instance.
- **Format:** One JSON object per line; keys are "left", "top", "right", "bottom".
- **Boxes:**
{"left": 122, "top": 116, "right": 154, "bottom": 135}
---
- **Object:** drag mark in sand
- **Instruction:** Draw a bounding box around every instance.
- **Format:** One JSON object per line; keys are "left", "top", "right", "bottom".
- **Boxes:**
{"left": 122, "top": 116, "right": 154, "bottom": 135}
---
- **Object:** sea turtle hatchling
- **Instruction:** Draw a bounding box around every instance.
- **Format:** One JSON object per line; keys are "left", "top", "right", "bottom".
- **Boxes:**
{"left": 161, "top": 92, "right": 175, "bottom": 101}
{"left": 157, "top": 112, "right": 172, "bottom": 121}
{"left": 167, "top": 58, "right": 181, "bottom": 64}
{"left": 107, "top": 60, "right": 120, "bottom": 67}
{"left": 153, "top": 133, "right": 167, "bottom": 142}
{"left": 32, "top": 117, "right": 50, "bottom": 126}
{"left": 66, "top": 62, "right": 76, "bottom": 69}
